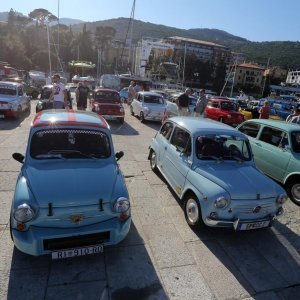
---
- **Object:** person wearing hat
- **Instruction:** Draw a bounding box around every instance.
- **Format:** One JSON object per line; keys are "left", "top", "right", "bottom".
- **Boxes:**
{"left": 176, "top": 88, "right": 191, "bottom": 116}
{"left": 194, "top": 89, "right": 207, "bottom": 117}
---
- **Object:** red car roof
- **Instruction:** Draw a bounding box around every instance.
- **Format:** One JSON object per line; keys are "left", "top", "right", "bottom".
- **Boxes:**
{"left": 32, "top": 109, "right": 109, "bottom": 129}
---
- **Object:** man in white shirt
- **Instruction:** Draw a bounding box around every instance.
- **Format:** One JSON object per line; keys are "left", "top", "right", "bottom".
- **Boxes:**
{"left": 49, "top": 74, "right": 67, "bottom": 109}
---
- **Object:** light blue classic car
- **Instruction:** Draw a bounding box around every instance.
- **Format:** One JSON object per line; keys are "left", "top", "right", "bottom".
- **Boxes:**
{"left": 237, "top": 119, "right": 300, "bottom": 206}
{"left": 148, "top": 117, "right": 287, "bottom": 230}
{"left": 11, "top": 110, "right": 131, "bottom": 258}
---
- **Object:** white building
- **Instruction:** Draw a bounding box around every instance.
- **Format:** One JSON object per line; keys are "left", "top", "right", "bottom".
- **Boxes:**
{"left": 286, "top": 70, "right": 300, "bottom": 85}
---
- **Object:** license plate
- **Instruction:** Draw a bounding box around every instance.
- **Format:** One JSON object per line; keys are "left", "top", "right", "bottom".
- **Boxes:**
{"left": 0, "top": 115, "right": 4, "bottom": 118}
{"left": 236, "top": 220, "right": 270, "bottom": 231}
{"left": 51, "top": 244, "right": 103, "bottom": 260}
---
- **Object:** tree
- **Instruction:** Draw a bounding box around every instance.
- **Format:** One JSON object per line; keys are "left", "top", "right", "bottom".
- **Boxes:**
{"left": 28, "top": 8, "right": 58, "bottom": 26}
{"left": 213, "top": 60, "right": 227, "bottom": 94}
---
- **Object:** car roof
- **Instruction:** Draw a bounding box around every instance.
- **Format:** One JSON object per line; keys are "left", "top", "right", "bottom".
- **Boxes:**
{"left": 94, "top": 88, "right": 118, "bottom": 93}
{"left": 32, "top": 110, "right": 109, "bottom": 129}
{"left": 138, "top": 91, "right": 164, "bottom": 97}
{"left": 210, "top": 97, "right": 232, "bottom": 102}
{"left": 242, "top": 119, "right": 300, "bottom": 132}
{"left": 169, "top": 116, "right": 246, "bottom": 138}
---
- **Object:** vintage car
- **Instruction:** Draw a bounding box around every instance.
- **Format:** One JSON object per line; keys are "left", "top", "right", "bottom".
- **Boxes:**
{"left": 148, "top": 117, "right": 287, "bottom": 230}
{"left": 91, "top": 88, "right": 125, "bottom": 123}
{"left": 0, "top": 81, "right": 31, "bottom": 118}
{"left": 166, "top": 93, "right": 198, "bottom": 117}
{"left": 11, "top": 110, "right": 131, "bottom": 258}
{"left": 119, "top": 87, "right": 129, "bottom": 103}
{"left": 130, "top": 91, "right": 166, "bottom": 122}
{"left": 205, "top": 97, "right": 244, "bottom": 126}
{"left": 237, "top": 119, "right": 300, "bottom": 206}
{"left": 35, "top": 85, "right": 73, "bottom": 113}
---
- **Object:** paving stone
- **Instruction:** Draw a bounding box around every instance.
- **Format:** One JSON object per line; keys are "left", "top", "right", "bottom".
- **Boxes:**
{"left": 187, "top": 240, "right": 254, "bottom": 299}
{"left": 143, "top": 170, "right": 165, "bottom": 185}
{"left": 152, "top": 184, "right": 179, "bottom": 207}
{"left": 130, "top": 196, "right": 162, "bottom": 208}
{"left": 0, "top": 172, "right": 19, "bottom": 191}
{"left": 143, "top": 224, "right": 195, "bottom": 269}
{"left": 137, "top": 205, "right": 172, "bottom": 226}
{"left": 137, "top": 161, "right": 152, "bottom": 172}
{"left": 0, "top": 158, "right": 22, "bottom": 172}
{"left": 105, "top": 244, "right": 167, "bottom": 300}
{"left": 46, "top": 280, "right": 108, "bottom": 300}
{"left": 0, "top": 191, "right": 13, "bottom": 225}
{"left": 160, "top": 265, "right": 214, "bottom": 300}
{"left": 0, "top": 147, "right": 16, "bottom": 160}
{"left": 126, "top": 178, "right": 156, "bottom": 198}
{"left": 118, "top": 160, "right": 144, "bottom": 176}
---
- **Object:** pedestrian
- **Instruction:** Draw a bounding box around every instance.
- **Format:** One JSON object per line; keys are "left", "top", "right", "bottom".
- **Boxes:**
{"left": 288, "top": 108, "right": 300, "bottom": 124}
{"left": 134, "top": 82, "right": 142, "bottom": 95}
{"left": 286, "top": 107, "right": 299, "bottom": 122}
{"left": 259, "top": 100, "right": 270, "bottom": 119}
{"left": 49, "top": 74, "right": 67, "bottom": 109}
{"left": 194, "top": 89, "right": 207, "bottom": 117}
{"left": 76, "top": 80, "right": 90, "bottom": 111}
{"left": 176, "top": 88, "right": 191, "bottom": 116}
{"left": 128, "top": 81, "right": 135, "bottom": 104}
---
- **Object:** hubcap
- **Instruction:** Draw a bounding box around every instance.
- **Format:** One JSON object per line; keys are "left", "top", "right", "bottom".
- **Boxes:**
{"left": 291, "top": 183, "right": 300, "bottom": 203}
{"left": 151, "top": 152, "right": 156, "bottom": 169}
{"left": 186, "top": 199, "right": 199, "bottom": 224}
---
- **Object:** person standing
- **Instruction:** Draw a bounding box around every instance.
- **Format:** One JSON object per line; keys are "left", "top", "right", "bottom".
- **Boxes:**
{"left": 194, "top": 89, "right": 207, "bottom": 117}
{"left": 259, "top": 100, "right": 270, "bottom": 119}
{"left": 128, "top": 81, "right": 135, "bottom": 104}
{"left": 76, "top": 80, "right": 90, "bottom": 111}
{"left": 49, "top": 74, "right": 67, "bottom": 109}
{"left": 286, "top": 107, "right": 299, "bottom": 122}
{"left": 176, "top": 88, "right": 191, "bottom": 116}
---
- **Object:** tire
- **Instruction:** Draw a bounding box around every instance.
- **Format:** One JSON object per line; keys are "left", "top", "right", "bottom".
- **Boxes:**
{"left": 287, "top": 180, "right": 300, "bottom": 206}
{"left": 149, "top": 150, "right": 158, "bottom": 172}
{"left": 140, "top": 112, "right": 145, "bottom": 123}
{"left": 219, "top": 117, "right": 225, "bottom": 123}
{"left": 184, "top": 194, "right": 204, "bottom": 228}
{"left": 130, "top": 106, "right": 134, "bottom": 116}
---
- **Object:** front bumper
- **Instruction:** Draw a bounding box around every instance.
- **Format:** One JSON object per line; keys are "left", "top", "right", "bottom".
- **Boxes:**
{"left": 101, "top": 114, "right": 124, "bottom": 120}
{"left": 144, "top": 113, "right": 163, "bottom": 122}
{"left": 0, "top": 109, "right": 17, "bottom": 117}
{"left": 12, "top": 216, "right": 131, "bottom": 256}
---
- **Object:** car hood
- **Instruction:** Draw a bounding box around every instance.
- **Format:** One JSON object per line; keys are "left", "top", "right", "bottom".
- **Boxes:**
{"left": 24, "top": 161, "right": 119, "bottom": 207}
{"left": 194, "top": 163, "right": 277, "bottom": 199}
{"left": 0, "top": 95, "right": 18, "bottom": 102}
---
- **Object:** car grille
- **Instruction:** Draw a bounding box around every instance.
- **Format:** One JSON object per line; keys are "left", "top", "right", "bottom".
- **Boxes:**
{"left": 43, "top": 232, "right": 110, "bottom": 250}
{"left": 233, "top": 203, "right": 274, "bottom": 215}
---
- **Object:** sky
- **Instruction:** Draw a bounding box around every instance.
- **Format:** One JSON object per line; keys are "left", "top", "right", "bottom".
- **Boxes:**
{"left": 1, "top": 0, "right": 299, "bottom": 42}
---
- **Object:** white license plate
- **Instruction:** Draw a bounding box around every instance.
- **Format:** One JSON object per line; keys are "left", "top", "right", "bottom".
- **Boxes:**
{"left": 51, "top": 244, "right": 103, "bottom": 260}
{"left": 237, "top": 220, "right": 270, "bottom": 231}
{"left": 0, "top": 115, "right": 5, "bottom": 118}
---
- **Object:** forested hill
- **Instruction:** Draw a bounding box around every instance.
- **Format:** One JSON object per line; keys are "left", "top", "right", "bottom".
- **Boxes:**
{"left": 72, "top": 17, "right": 300, "bottom": 68}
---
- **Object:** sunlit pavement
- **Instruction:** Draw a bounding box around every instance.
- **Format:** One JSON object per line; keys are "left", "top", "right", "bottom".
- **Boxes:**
{"left": 0, "top": 101, "right": 299, "bottom": 300}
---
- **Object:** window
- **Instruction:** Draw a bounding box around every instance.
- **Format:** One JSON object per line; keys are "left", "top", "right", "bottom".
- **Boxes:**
{"left": 94, "top": 91, "right": 120, "bottom": 103}
{"left": 30, "top": 129, "right": 111, "bottom": 159}
{"left": 238, "top": 122, "right": 260, "bottom": 138}
{"left": 160, "top": 122, "right": 174, "bottom": 140}
{"left": 259, "top": 127, "right": 285, "bottom": 147}
{"left": 212, "top": 102, "right": 219, "bottom": 108}
{"left": 291, "top": 131, "right": 300, "bottom": 153}
{"left": 170, "top": 127, "right": 191, "bottom": 154}
{"left": 144, "top": 95, "right": 164, "bottom": 104}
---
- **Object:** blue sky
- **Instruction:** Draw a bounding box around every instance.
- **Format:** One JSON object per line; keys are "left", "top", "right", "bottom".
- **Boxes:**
{"left": 2, "top": 0, "right": 299, "bottom": 42}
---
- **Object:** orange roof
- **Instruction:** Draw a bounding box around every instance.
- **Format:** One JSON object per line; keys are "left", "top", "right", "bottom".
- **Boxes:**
{"left": 238, "top": 63, "right": 265, "bottom": 70}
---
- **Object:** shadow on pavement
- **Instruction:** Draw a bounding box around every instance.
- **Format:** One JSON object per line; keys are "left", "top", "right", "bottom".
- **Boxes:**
{"left": 109, "top": 121, "right": 139, "bottom": 136}
{"left": 7, "top": 222, "right": 168, "bottom": 300}
{"left": 0, "top": 110, "right": 31, "bottom": 131}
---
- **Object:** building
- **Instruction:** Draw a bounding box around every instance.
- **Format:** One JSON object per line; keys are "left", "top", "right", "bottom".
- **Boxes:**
{"left": 286, "top": 70, "right": 300, "bottom": 86}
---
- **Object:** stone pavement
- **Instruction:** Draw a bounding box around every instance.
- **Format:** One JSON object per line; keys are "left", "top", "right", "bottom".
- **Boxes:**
{"left": 0, "top": 102, "right": 299, "bottom": 300}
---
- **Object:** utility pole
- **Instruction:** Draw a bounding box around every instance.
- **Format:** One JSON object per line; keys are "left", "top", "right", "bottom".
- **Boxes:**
{"left": 182, "top": 42, "right": 187, "bottom": 89}
{"left": 129, "top": 0, "right": 136, "bottom": 74}
{"left": 57, "top": 0, "right": 60, "bottom": 72}
{"left": 47, "top": 24, "right": 52, "bottom": 78}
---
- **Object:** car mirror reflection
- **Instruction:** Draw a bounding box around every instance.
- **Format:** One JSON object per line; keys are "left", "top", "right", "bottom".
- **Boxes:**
{"left": 115, "top": 151, "right": 124, "bottom": 161}
{"left": 12, "top": 153, "right": 25, "bottom": 164}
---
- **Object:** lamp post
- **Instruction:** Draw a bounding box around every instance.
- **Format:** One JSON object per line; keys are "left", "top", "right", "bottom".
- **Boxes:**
{"left": 46, "top": 24, "right": 52, "bottom": 78}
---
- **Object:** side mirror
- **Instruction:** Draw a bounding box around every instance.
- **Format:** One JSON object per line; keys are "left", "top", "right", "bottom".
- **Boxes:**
{"left": 115, "top": 151, "right": 124, "bottom": 161}
{"left": 12, "top": 153, "right": 25, "bottom": 164}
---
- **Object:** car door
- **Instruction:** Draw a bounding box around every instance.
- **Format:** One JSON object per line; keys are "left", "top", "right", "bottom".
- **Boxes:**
{"left": 17, "top": 86, "right": 25, "bottom": 111}
{"left": 251, "top": 126, "right": 291, "bottom": 181}
{"left": 206, "top": 100, "right": 219, "bottom": 120}
{"left": 131, "top": 93, "right": 140, "bottom": 114}
{"left": 162, "top": 126, "right": 192, "bottom": 196}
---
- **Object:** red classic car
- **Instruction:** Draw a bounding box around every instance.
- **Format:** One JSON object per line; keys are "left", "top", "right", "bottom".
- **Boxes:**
{"left": 91, "top": 88, "right": 125, "bottom": 123}
{"left": 205, "top": 97, "right": 244, "bottom": 126}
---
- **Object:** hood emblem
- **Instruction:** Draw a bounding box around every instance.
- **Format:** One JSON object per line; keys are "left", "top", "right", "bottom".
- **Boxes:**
{"left": 253, "top": 206, "right": 261, "bottom": 213}
{"left": 70, "top": 214, "right": 84, "bottom": 224}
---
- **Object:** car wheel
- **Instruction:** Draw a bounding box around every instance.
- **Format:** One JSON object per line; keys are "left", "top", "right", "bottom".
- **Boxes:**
{"left": 149, "top": 150, "right": 158, "bottom": 172}
{"left": 130, "top": 106, "right": 134, "bottom": 116}
{"left": 287, "top": 180, "right": 300, "bottom": 206}
{"left": 140, "top": 112, "right": 145, "bottom": 123}
{"left": 184, "top": 194, "right": 204, "bottom": 227}
{"left": 219, "top": 117, "right": 225, "bottom": 123}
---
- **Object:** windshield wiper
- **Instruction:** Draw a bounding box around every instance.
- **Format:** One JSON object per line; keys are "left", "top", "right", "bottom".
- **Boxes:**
{"left": 48, "top": 150, "right": 97, "bottom": 159}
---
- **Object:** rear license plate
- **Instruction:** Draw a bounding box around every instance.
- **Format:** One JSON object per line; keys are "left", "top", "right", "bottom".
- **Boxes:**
{"left": 51, "top": 244, "right": 103, "bottom": 260}
{"left": 236, "top": 220, "right": 270, "bottom": 231}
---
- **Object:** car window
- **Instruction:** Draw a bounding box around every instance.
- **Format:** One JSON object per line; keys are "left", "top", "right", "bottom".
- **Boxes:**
{"left": 30, "top": 129, "right": 111, "bottom": 159}
{"left": 170, "top": 127, "right": 191, "bottom": 154}
{"left": 212, "top": 102, "right": 219, "bottom": 108}
{"left": 0, "top": 85, "right": 17, "bottom": 96}
{"left": 41, "top": 87, "right": 52, "bottom": 99}
{"left": 221, "top": 101, "right": 236, "bottom": 111}
{"left": 137, "top": 94, "right": 142, "bottom": 102}
{"left": 144, "top": 95, "right": 164, "bottom": 104}
{"left": 160, "top": 122, "right": 174, "bottom": 140}
{"left": 291, "top": 131, "right": 300, "bottom": 153}
{"left": 18, "top": 87, "right": 23, "bottom": 96}
{"left": 259, "top": 127, "right": 285, "bottom": 147}
{"left": 238, "top": 122, "right": 260, "bottom": 138}
{"left": 94, "top": 91, "right": 120, "bottom": 103}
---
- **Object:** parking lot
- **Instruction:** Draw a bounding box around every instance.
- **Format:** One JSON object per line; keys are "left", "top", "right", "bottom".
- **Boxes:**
{"left": 0, "top": 101, "right": 299, "bottom": 300}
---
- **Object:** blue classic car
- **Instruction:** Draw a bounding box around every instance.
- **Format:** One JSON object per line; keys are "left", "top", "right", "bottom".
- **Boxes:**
{"left": 148, "top": 117, "right": 287, "bottom": 230}
{"left": 11, "top": 110, "right": 131, "bottom": 258}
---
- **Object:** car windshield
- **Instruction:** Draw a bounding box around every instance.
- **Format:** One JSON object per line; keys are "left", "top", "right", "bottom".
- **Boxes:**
{"left": 221, "top": 102, "right": 236, "bottom": 111}
{"left": 40, "top": 87, "right": 52, "bottom": 99}
{"left": 30, "top": 129, "right": 111, "bottom": 159}
{"left": 291, "top": 131, "right": 300, "bottom": 153}
{"left": 0, "top": 85, "right": 17, "bottom": 96}
{"left": 196, "top": 135, "right": 251, "bottom": 161}
{"left": 94, "top": 91, "right": 120, "bottom": 103}
{"left": 144, "top": 95, "right": 164, "bottom": 104}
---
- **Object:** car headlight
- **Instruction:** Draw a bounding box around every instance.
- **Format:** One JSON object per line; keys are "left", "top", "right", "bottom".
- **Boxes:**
{"left": 227, "top": 114, "right": 232, "bottom": 119}
{"left": 277, "top": 194, "right": 288, "bottom": 204}
{"left": 114, "top": 197, "right": 130, "bottom": 213}
{"left": 214, "top": 196, "right": 229, "bottom": 208}
{"left": 14, "top": 203, "right": 35, "bottom": 223}
{"left": 120, "top": 107, "right": 124, "bottom": 113}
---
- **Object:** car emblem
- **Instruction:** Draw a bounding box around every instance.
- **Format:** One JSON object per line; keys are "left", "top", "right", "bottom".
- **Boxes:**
{"left": 253, "top": 206, "right": 261, "bottom": 213}
{"left": 70, "top": 214, "right": 84, "bottom": 224}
